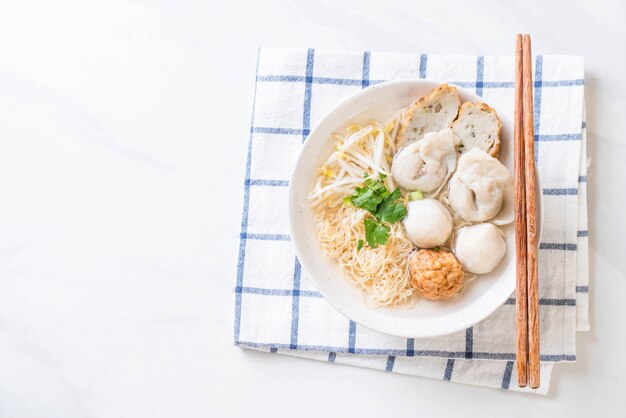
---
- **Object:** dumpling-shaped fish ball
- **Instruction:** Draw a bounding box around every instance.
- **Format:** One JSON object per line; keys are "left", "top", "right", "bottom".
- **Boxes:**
{"left": 454, "top": 223, "right": 506, "bottom": 274}
{"left": 403, "top": 199, "right": 452, "bottom": 248}
{"left": 448, "top": 148, "right": 514, "bottom": 224}
{"left": 392, "top": 128, "right": 460, "bottom": 192}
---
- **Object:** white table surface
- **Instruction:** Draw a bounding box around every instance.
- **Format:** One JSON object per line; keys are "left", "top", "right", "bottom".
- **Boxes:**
{"left": 1, "top": 1, "right": 625, "bottom": 417}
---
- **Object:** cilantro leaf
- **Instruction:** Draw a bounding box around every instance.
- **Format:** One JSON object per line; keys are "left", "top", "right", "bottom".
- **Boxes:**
{"left": 350, "top": 187, "right": 384, "bottom": 212}
{"left": 348, "top": 177, "right": 404, "bottom": 249}
{"left": 375, "top": 189, "right": 407, "bottom": 223}
{"left": 350, "top": 179, "right": 388, "bottom": 213}
{"left": 363, "top": 177, "right": 388, "bottom": 197}
{"left": 364, "top": 218, "right": 390, "bottom": 249}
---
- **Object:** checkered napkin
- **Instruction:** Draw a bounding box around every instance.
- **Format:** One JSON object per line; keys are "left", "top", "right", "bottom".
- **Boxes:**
{"left": 234, "top": 48, "right": 588, "bottom": 394}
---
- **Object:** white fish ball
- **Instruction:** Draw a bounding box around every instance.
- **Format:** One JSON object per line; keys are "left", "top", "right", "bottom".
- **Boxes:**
{"left": 403, "top": 199, "right": 452, "bottom": 248}
{"left": 454, "top": 223, "right": 506, "bottom": 274}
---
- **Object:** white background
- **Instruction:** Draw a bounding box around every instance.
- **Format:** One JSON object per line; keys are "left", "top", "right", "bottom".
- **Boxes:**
{"left": 0, "top": 1, "right": 625, "bottom": 417}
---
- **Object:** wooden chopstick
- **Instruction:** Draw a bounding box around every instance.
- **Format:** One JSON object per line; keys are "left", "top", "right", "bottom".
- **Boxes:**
{"left": 522, "top": 34, "right": 540, "bottom": 389}
{"left": 513, "top": 33, "right": 528, "bottom": 388}
{"left": 515, "top": 33, "right": 541, "bottom": 388}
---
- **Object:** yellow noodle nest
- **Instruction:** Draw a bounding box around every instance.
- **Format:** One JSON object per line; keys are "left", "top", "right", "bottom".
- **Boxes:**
{"left": 315, "top": 203, "right": 414, "bottom": 307}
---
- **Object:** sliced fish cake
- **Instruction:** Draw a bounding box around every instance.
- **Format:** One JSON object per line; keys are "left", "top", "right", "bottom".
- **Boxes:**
{"left": 451, "top": 101, "right": 502, "bottom": 157}
{"left": 396, "top": 84, "right": 461, "bottom": 148}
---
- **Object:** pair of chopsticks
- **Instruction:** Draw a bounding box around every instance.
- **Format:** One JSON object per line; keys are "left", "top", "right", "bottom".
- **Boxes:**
{"left": 514, "top": 34, "right": 540, "bottom": 389}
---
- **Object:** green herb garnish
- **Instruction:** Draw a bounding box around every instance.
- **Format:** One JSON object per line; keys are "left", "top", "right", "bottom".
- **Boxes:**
{"left": 349, "top": 177, "right": 389, "bottom": 212}
{"left": 409, "top": 190, "right": 424, "bottom": 201}
{"left": 432, "top": 246, "right": 441, "bottom": 252}
{"left": 357, "top": 239, "right": 364, "bottom": 251}
{"left": 364, "top": 176, "right": 388, "bottom": 196}
{"left": 364, "top": 218, "right": 390, "bottom": 248}
{"left": 350, "top": 187, "right": 385, "bottom": 212}
{"left": 346, "top": 173, "right": 407, "bottom": 249}
{"left": 375, "top": 189, "right": 406, "bottom": 223}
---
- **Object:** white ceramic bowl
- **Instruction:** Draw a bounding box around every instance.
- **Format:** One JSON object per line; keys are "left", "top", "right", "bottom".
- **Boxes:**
{"left": 289, "top": 79, "right": 539, "bottom": 338}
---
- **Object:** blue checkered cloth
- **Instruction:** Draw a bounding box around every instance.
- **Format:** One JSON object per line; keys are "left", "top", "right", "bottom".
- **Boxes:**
{"left": 234, "top": 48, "right": 588, "bottom": 394}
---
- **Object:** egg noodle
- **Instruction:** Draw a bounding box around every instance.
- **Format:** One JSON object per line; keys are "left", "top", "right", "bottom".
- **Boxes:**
{"left": 315, "top": 204, "right": 415, "bottom": 307}
{"left": 308, "top": 113, "right": 416, "bottom": 307}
